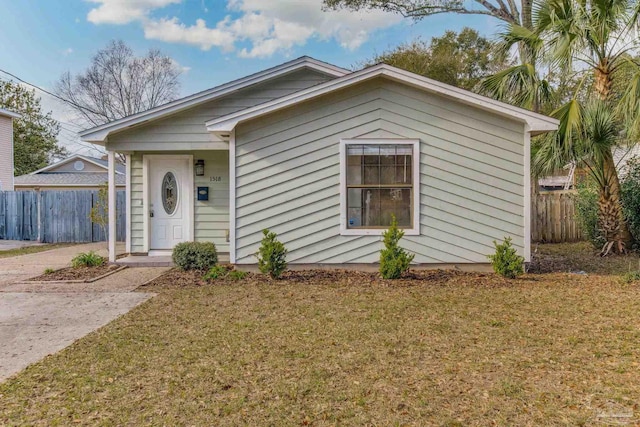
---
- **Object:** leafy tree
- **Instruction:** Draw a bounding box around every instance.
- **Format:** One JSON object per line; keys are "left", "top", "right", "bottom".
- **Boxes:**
{"left": 364, "top": 28, "right": 510, "bottom": 90}
{"left": 0, "top": 79, "right": 67, "bottom": 175}
{"left": 55, "top": 40, "right": 182, "bottom": 128}
{"left": 483, "top": 0, "right": 640, "bottom": 255}
{"left": 379, "top": 215, "right": 414, "bottom": 279}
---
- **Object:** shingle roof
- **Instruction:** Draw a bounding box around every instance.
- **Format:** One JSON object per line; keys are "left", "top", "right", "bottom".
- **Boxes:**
{"left": 14, "top": 173, "right": 126, "bottom": 186}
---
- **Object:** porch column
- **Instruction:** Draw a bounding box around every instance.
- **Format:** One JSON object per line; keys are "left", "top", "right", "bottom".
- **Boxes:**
{"left": 107, "top": 150, "right": 117, "bottom": 263}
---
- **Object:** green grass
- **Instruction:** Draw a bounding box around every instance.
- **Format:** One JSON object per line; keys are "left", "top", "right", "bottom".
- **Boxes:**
{"left": 0, "top": 243, "right": 75, "bottom": 259}
{"left": 2, "top": 269, "right": 640, "bottom": 425}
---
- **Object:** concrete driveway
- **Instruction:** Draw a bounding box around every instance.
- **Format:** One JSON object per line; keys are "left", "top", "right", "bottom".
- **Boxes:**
{"left": 0, "top": 291, "right": 152, "bottom": 381}
{"left": 0, "top": 244, "right": 165, "bottom": 382}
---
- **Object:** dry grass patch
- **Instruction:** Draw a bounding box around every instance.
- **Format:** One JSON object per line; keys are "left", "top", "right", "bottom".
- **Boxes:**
{"left": 0, "top": 243, "right": 75, "bottom": 259}
{"left": 2, "top": 270, "right": 640, "bottom": 425}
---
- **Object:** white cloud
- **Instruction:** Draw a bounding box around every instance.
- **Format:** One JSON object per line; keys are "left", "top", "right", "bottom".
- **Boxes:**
{"left": 86, "top": 0, "right": 401, "bottom": 58}
{"left": 86, "top": 0, "right": 180, "bottom": 25}
{"left": 143, "top": 17, "right": 236, "bottom": 51}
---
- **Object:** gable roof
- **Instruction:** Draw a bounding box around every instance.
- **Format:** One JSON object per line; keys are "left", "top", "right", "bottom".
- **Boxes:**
{"left": 28, "top": 154, "right": 125, "bottom": 175}
{"left": 14, "top": 172, "right": 126, "bottom": 187}
{"left": 206, "top": 63, "right": 559, "bottom": 138}
{"left": 80, "top": 56, "right": 349, "bottom": 143}
{"left": 0, "top": 108, "right": 21, "bottom": 119}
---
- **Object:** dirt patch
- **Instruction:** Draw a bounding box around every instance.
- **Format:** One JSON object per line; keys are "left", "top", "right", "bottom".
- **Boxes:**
{"left": 528, "top": 242, "right": 640, "bottom": 275}
{"left": 140, "top": 267, "right": 513, "bottom": 291}
{"left": 29, "top": 264, "right": 121, "bottom": 282}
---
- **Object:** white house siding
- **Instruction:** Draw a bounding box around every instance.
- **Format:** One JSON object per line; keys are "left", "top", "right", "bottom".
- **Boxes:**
{"left": 234, "top": 78, "right": 526, "bottom": 264}
{"left": 107, "top": 69, "right": 334, "bottom": 151}
{"left": 129, "top": 151, "right": 230, "bottom": 253}
{"left": 0, "top": 116, "right": 14, "bottom": 191}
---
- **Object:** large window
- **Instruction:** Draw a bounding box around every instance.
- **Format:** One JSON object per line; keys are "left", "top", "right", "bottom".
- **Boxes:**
{"left": 340, "top": 139, "right": 419, "bottom": 235}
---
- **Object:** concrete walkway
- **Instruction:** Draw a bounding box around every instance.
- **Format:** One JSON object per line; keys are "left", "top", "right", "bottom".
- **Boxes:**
{"left": 0, "top": 242, "right": 124, "bottom": 288}
{"left": 0, "top": 263, "right": 169, "bottom": 382}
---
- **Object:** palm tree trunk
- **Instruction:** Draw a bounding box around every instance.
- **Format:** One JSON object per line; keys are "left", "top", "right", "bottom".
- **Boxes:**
{"left": 598, "top": 151, "right": 632, "bottom": 255}
{"left": 593, "top": 67, "right": 632, "bottom": 254}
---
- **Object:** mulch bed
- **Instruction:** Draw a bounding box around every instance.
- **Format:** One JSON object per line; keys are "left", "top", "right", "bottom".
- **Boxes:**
{"left": 29, "top": 264, "right": 121, "bottom": 282}
{"left": 141, "top": 267, "right": 513, "bottom": 290}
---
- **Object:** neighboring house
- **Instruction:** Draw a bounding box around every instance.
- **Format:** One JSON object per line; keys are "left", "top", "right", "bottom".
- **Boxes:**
{"left": 80, "top": 56, "right": 559, "bottom": 265}
{"left": 539, "top": 145, "right": 640, "bottom": 191}
{"left": 0, "top": 108, "right": 20, "bottom": 191}
{"left": 14, "top": 155, "right": 126, "bottom": 191}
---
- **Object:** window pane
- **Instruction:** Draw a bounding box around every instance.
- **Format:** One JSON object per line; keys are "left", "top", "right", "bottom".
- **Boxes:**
{"left": 380, "top": 188, "right": 411, "bottom": 227}
{"left": 347, "top": 208, "right": 362, "bottom": 228}
{"left": 380, "top": 145, "right": 396, "bottom": 165}
{"left": 347, "top": 188, "right": 362, "bottom": 208}
{"left": 396, "top": 162, "right": 412, "bottom": 184}
{"left": 363, "top": 145, "right": 380, "bottom": 164}
{"left": 347, "top": 145, "right": 363, "bottom": 156}
{"left": 364, "top": 165, "right": 379, "bottom": 185}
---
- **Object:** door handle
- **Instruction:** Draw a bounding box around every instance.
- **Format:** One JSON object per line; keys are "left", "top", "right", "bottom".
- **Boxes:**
{"left": 149, "top": 210, "right": 154, "bottom": 218}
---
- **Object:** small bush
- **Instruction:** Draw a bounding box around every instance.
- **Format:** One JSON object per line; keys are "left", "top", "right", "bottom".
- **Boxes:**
{"left": 621, "top": 156, "right": 640, "bottom": 245}
{"left": 172, "top": 242, "right": 218, "bottom": 271}
{"left": 71, "top": 251, "right": 106, "bottom": 268}
{"left": 620, "top": 270, "right": 640, "bottom": 284}
{"left": 44, "top": 267, "right": 55, "bottom": 274}
{"left": 487, "top": 237, "right": 524, "bottom": 279}
{"left": 573, "top": 178, "right": 605, "bottom": 248}
{"left": 256, "top": 229, "right": 287, "bottom": 279}
{"left": 380, "top": 215, "right": 415, "bottom": 279}
{"left": 203, "top": 265, "right": 228, "bottom": 281}
{"left": 228, "top": 270, "right": 248, "bottom": 281}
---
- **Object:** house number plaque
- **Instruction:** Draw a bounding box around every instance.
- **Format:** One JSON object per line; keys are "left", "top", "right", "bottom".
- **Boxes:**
{"left": 209, "top": 176, "right": 222, "bottom": 182}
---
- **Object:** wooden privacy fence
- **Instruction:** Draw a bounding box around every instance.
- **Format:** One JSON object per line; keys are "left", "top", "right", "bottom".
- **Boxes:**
{"left": 531, "top": 190, "right": 583, "bottom": 243}
{"left": 0, "top": 190, "right": 125, "bottom": 243}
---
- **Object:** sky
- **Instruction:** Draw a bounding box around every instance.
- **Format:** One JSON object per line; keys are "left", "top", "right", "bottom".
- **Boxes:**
{"left": 0, "top": 0, "right": 500, "bottom": 156}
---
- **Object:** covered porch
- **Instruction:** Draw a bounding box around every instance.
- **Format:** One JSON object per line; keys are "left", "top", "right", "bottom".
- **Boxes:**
{"left": 104, "top": 148, "right": 230, "bottom": 264}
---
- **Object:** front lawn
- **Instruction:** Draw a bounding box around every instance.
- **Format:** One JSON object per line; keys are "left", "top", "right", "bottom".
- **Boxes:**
{"left": 2, "top": 251, "right": 640, "bottom": 425}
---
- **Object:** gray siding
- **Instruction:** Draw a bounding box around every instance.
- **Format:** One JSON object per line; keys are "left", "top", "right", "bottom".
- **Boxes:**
{"left": 234, "top": 78, "right": 526, "bottom": 264}
{"left": 108, "top": 69, "right": 333, "bottom": 151}
{"left": 125, "top": 67, "right": 333, "bottom": 253}
{"left": 0, "top": 116, "right": 13, "bottom": 191}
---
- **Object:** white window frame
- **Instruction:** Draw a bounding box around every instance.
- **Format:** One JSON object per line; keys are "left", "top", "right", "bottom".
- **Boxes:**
{"left": 339, "top": 138, "right": 420, "bottom": 236}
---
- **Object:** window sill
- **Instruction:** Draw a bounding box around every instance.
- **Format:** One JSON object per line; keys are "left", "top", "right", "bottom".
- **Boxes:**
{"left": 340, "top": 228, "right": 420, "bottom": 236}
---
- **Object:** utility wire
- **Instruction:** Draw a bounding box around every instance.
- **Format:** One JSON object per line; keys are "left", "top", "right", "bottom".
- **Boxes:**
{"left": 0, "top": 68, "right": 103, "bottom": 118}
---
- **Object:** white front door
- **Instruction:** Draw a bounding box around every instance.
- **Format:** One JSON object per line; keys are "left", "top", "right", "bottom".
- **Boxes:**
{"left": 148, "top": 156, "right": 192, "bottom": 250}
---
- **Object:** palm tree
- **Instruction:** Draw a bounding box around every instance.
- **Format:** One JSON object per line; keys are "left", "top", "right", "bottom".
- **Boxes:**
{"left": 483, "top": 0, "right": 640, "bottom": 255}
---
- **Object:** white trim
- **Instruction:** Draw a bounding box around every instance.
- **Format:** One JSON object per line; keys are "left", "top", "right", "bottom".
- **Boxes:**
{"left": 524, "top": 127, "right": 532, "bottom": 262}
{"left": 125, "top": 153, "right": 132, "bottom": 254}
{"left": 0, "top": 108, "right": 21, "bottom": 119}
{"left": 229, "top": 129, "right": 237, "bottom": 264}
{"left": 142, "top": 154, "right": 194, "bottom": 253}
{"left": 80, "top": 57, "right": 349, "bottom": 143}
{"left": 142, "top": 156, "right": 150, "bottom": 253}
{"left": 27, "top": 155, "right": 124, "bottom": 175}
{"left": 207, "top": 64, "right": 559, "bottom": 138}
{"left": 339, "top": 139, "right": 420, "bottom": 236}
{"left": 107, "top": 151, "right": 117, "bottom": 263}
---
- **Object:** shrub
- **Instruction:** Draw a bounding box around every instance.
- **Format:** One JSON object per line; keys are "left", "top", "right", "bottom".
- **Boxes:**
{"left": 621, "top": 156, "right": 640, "bottom": 246}
{"left": 573, "top": 178, "right": 605, "bottom": 248}
{"left": 379, "top": 215, "right": 415, "bottom": 279}
{"left": 172, "top": 242, "right": 218, "bottom": 271}
{"left": 487, "top": 237, "right": 524, "bottom": 279}
{"left": 44, "top": 267, "right": 55, "bottom": 274}
{"left": 203, "top": 264, "right": 228, "bottom": 281}
{"left": 71, "top": 251, "right": 106, "bottom": 268}
{"left": 228, "top": 270, "right": 248, "bottom": 281}
{"left": 256, "top": 229, "right": 287, "bottom": 279}
{"left": 620, "top": 270, "right": 640, "bottom": 284}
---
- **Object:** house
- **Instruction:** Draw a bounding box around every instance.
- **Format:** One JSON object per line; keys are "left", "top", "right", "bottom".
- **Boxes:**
{"left": 14, "top": 154, "right": 126, "bottom": 191}
{"left": 80, "top": 56, "right": 559, "bottom": 266}
{"left": 0, "top": 108, "right": 20, "bottom": 191}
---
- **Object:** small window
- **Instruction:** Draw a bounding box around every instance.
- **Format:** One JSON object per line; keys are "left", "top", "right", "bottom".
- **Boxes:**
{"left": 162, "top": 172, "right": 178, "bottom": 215}
{"left": 73, "top": 161, "right": 85, "bottom": 171}
{"left": 341, "top": 140, "right": 419, "bottom": 235}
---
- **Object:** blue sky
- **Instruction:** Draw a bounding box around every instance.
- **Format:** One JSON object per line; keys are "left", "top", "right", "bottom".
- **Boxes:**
{"left": 0, "top": 0, "right": 500, "bottom": 154}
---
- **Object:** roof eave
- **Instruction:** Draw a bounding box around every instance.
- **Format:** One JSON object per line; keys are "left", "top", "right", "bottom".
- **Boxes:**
{"left": 79, "top": 57, "right": 349, "bottom": 143}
